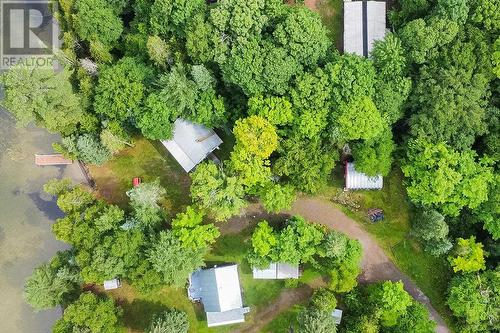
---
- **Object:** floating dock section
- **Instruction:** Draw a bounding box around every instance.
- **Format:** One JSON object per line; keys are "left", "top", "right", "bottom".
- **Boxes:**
{"left": 34, "top": 154, "right": 73, "bottom": 166}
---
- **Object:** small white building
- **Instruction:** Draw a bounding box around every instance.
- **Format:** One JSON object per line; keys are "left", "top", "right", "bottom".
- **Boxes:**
{"left": 252, "top": 263, "right": 300, "bottom": 280}
{"left": 188, "top": 265, "right": 249, "bottom": 327}
{"left": 343, "top": 0, "right": 387, "bottom": 57}
{"left": 332, "top": 309, "right": 343, "bottom": 324}
{"left": 345, "top": 162, "right": 383, "bottom": 190}
{"left": 103, "top": 278, "right": 121, "bottom": 290}
{"left": 161, "top": 118, "right": 223, "bottom": 172}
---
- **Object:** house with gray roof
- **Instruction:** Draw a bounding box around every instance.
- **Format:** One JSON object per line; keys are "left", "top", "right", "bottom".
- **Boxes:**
{"left": 343, "top": 0, "right": 387, "bottom": 57}
{"left": 345, "top": 162, "right": 383, "bottom": 190}
{"left": 188, "top": 265, "right": 249, "bottom": 327}
{"left": 252, "top": 263, "right": 300, "bottom": 279}
{"left": 161, "top": 118, "right": 223, "bottom": 172}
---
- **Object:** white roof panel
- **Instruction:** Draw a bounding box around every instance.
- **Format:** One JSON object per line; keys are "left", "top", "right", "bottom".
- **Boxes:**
{"left": 253, "top": 263, "right": 278, "bottom": 279}
{"left": 253, "top": 263, "right": 300, "bottom": 279}
{"left": 343, "top": 1, "right": 386, "bottom": 57}
{"left": 332, "top": 309, "right": 343, "bottom": 324}
{"left": 214, "top": 265, "right": 243, "bottom": 312}
{"left": 276, "top": 263, "right": 300, "bottom": 279}
{"left": 343, "top": 1, "right": 364, "bottom": 55}
{"left": 366, "top": 1, "right": 387, "bottom": 55}
{"left": 161, "top": 118, "right": 222, "bottom": 172}
{"left": 206, "top": 309, "right": 246, "bottom": 327}
{"left": 103, "top": 278, "right": 120, "bottom": 290}
{"left": 346, "top": 162, "right": 383, "bottom": 189}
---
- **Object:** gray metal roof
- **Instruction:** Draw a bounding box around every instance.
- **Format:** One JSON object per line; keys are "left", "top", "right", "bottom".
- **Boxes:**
{"left": 206, "top": 308, "right": 249, "bottom": 327}
{"left": 253, "top": 263, "right": 300, "bottom": 279}
{"left": 343, "top": 1, "right": 386, "bottom": 56}
{"left": 188, "top": 265, "right": 246, "bottom": 327}
{"left": 161, "top": 118, "right": 223, "bottom": 172}
{"left": 345, "top": 162, "right": 383, "bottom": 190}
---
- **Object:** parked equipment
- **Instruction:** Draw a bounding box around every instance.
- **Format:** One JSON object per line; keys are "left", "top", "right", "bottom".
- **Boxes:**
{"left": 368, "top": 208, "right": 384, "bottom": 223}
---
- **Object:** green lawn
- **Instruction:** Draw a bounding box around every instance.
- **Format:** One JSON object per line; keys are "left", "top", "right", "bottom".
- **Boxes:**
{"left": 319, "top": 166, "right": 455, "bottom": 328}
{"left": 315, "top": 0, "right": 343, "bottom": 50}
{"left": 88, "top": 138, "right": 191, "bottom": 216}
{"left": 262, "top": 304, "right": 304, "bottom": 333}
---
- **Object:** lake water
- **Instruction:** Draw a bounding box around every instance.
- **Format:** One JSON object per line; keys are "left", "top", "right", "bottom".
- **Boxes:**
{"left": 0, "top": 109, "right": 84, "bottom": 332}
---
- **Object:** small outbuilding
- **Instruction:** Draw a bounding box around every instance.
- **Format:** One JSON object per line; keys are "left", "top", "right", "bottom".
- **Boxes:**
{"left": 252, "top": 263, "right": 300, "bottom": 280}
{"left": 345, "top": 162, "right": 383, "bottom": 190}
{"left": 332, "top": 309, "right": 343, "bottom": 324}
{"left": 103, "top": 278, "right": 121, "bottom": 290}
{"left": 343, "top": 0, "right": 387, "bottom": 57}
{"left": 161, "top": 118, "right": 223, "bottom": 172}
{"left": 188, "top": 265, "right": 249, "bottom": 327}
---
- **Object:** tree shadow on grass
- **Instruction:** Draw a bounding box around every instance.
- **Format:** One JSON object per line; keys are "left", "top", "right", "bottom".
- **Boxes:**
{"left": 121, "top": 299, "right": 170, "bottom": 331}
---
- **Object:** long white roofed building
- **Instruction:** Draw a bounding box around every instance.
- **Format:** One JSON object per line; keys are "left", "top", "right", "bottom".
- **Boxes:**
{"left": 345, "top": 162, "right": 383, "bottom": 190}
{"left": 343, "top": 0, "right": 387, "bottom": 57}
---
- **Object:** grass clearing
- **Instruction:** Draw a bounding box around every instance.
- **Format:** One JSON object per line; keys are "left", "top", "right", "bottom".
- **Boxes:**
{"left": 262, "top": 304, "right": 303, "bottom": 333}
{"left": 88, "top": 138, "right": 191, "bottom": 215}
{"left": 105, "top": 283, "right": 233, "bottom": 333}
{"left": 304, "top": 0, "right": 343, "bottom": 50}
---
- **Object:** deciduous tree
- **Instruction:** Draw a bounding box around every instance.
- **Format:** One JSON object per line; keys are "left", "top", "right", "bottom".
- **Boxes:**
{"left": 73, "top": 0, "right": 123, "bottom": 45}
{"left": 147, "top": 231, "right": 205, "bottom": 286}
{"left": 94, "top": 57, "right": 153, "bottom": 122}
{"left": 368, "top": 281, "right": 412, "bottom": 327}
{"left": 171, "top": 206, "right": 220, "bottom": 250}
{"left": 402, "top": 139, "right": 494, "bottom": 216}
{"left": 337, "top": 97, "right": 385, "bottom": 141}
{"left": 411, "top": 209, "right": 452, "bottom": 256}
{"left": 146, "top": 309, "right": 189, "bottom": 333}
{"left": 447, "top": 269, "right": 499, "bottom": 331}
{"left": 53, "top": 292, "right": 122, "bottom": 333}
{"left": 297, "top": 308, "right": 337, "bottom": 333}
{"left": 259, "top": 183, "right": 296, "bottom": 213}
{"left": 190, "top": 162, "right": 247, "bottom": 221}
{"left": 1, "top": 66, "right": 84, "bottom": 135}
{"left": 352, "top": 130, "right": 395, "bottom": 177}
{"left": 449, "top": 236, "right": 487, "bottom": 273}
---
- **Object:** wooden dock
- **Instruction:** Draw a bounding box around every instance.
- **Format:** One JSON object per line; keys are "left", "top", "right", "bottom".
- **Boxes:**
{"left": 35, "top": 154, "right": 73, "bottom": 166}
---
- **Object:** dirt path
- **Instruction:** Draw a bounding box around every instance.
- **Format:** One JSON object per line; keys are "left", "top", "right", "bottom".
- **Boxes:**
{"left": 290, "top": 198, "right": 449, "bottom": 333}
{"left": 304, "top": 0, "right": 320, "bottom": 11}
{"left": 234, "top": 277, "right": 326, "bottom": 333}
{"left": 225, "top": 197, "right": 449, "bottom": 333}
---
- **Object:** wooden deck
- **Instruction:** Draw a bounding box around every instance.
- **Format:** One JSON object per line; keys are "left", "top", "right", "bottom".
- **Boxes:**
{"left": 35, "top": 154, "right": 73, "bottom": 166}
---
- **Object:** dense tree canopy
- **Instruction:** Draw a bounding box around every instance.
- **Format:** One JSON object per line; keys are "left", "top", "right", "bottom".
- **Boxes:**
{"left": 146, "top": 309, "right": 189, "bottom": 333}
{"left": 147, "top": 230, "right": 206, "bottom": 287}
{"left": 190, "top": 162, "right": 247, "bottom": 221}
{"left": 24, "top": 251, "right": 80, "bottom": 311}
{"left": 94, "top": 57, "right": 153, "bottom": 122}
{"left": 0, "top": 66, "right": 85, "bottom": 135}
{"left": 447, "top": 269, "right": 499, "bottom": 332}
{"left": 402, "top": 139, "right": 494, "bottom": 216}
{"left": 53, "top": 292, "right": 122, "bottom": 333}
{"left": 448, "top": 236, "right": 487, "bottom": 273}
{"left": 5, "top": 1, "right": 500, "bottom": 331}
{"left": 73, "top": 0, "right": 123, "bottom": 46}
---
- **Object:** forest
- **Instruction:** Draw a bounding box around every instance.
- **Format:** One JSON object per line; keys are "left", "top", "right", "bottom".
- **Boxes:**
{"left": 1, "top": 0, "right": 498, "bottom": 332}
